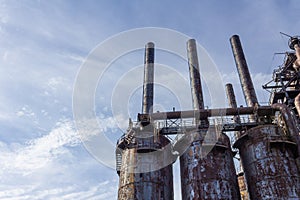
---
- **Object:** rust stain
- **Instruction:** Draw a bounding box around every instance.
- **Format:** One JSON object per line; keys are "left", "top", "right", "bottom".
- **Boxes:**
{"left": 180, "top": 129, "right": 241, "bottom": 200}
{"left": 234, "top": 125, "right": 300, "bottom": 199}
{"left": 117, "top": 127, "right": 174, "bottom": 200}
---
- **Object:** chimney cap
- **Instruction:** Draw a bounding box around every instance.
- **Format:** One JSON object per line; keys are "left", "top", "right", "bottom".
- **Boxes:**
{"left": 146, "top": 42, "right": 155, "bottom": 48}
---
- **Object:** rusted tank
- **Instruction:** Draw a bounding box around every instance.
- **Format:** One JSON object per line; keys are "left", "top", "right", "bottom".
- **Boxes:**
{"left": 117, "top": 125, "right": 174, "bottom": 200}
{"left": 234, "top": 125, "right": 300, "bottom": 199}
{"left": 179, "top": 127, "right": 241, "bottom": 200}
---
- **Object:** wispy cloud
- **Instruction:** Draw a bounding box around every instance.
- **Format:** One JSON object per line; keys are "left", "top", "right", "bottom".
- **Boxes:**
{"left": 0, "top": 119, "right": 78, "bottom": 175}
{"left": 0, "top": 117, "right": 119, "bottom": 199}
{"left": 0, "top": 180, "right": 117, "bottom": 200}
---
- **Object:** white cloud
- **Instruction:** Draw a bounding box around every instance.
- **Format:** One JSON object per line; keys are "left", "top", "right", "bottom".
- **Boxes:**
{"left": 47, "top": 77, "right": 71, "bottom": 92}
{"left": 0, "top": 114, "right": 124, "bottom": 176}
{"left": 0, "top": 181, "right": 117, "bottom": 200}
{"left": 0, "top": 117, "right": 119, "bottom": 199}
{"left": 0, "top": 119, "right": 79, "bottom": 175}
{"left": 16, "top": 106, "right": 35, "bottom": 118}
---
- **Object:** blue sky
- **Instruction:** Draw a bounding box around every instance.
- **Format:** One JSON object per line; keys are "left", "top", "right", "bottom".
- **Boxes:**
{"left": 0, "top": 1, "right": 299, "bottom": 199}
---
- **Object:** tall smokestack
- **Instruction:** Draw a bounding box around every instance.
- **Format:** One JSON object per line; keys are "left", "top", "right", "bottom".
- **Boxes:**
{"left": 142, "top": 42, "right": 155, "bottom": 114}
{"left": 180, "top": 40, "right": 241, "bottom": 199}
{"left": 187, "top": 39, "right": 204, "bottom": 110}
{"left": 230, "top": 35, "right": 259, "bottom": 107}
{"left": 226, "top": 83, "right": 248, "bottom": 199}
{"left": 225, "top": 83, "right": 242, "bottom": 139}
{"left": 225, "top": 83, "right": 241, "bottom": 124}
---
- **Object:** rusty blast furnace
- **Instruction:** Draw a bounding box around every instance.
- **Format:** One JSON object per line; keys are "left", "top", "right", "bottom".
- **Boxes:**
{"left": 115, "top": 34, "right": 300, "bottom": 199}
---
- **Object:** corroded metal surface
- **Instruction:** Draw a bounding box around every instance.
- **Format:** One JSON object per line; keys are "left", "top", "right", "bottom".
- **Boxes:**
{"left": 226, "top": 83, "right": 248, "bottom": 199}
{"left": 234, "top": 125, "right": 300, "bottom": 199}
{"left": 230, "top": 35, "right": 258, "bottom": 107}
{"left": 225, "top": 83, "right": 239, "bottom": 110}
{"left": 142, "top": 42, "right": 155, "bottom": 114}
{"left": 238, "top": 173, "right": 249, "bottom": 200}
{"left": 180, "top": 129, "right": 241, "bottom": 200}
{"left": 291, "top": 37, "right": 300, "bottom": 69}
{"left": 187, "top": 39, "right": 204, "bottom": 110}
{"left": 272, "top": 103, "right": 300, "bottom": 161}
{"left": 117, "top": 126, "right": 174, "bottom": 200}
{"left": 118, "top": 151, "right": 173, "bottom": 200}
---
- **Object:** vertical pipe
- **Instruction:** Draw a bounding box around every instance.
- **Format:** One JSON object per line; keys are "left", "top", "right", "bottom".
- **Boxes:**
{"left": 230, "top": 35, "right": 259, "bottom": 107}
{"left": 225, "top": 83, "right": 241, "bottom": 124}
{"left": 225, "top": 83, "right": 241, "bottom": 138}
{"left": 226, "top": 83, "right": 249, "bottom": 200}
{"left": 187, "top": 39, "right": 204, "bottom": 110}
{"left": 142, "top": 42, "right": 155, "bottom": 114}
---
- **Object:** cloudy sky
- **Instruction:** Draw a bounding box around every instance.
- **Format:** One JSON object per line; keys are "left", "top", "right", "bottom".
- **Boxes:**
{"left": 0, "top": 0, "right": 299, "bottom": 199}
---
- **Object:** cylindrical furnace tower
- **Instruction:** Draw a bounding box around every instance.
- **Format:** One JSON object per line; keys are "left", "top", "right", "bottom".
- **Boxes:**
{"left": 117, "top": 125, "right": 174, "bottom": 200}
{"left": 233, "top": 125, "right": 300, "bottom": 199}
{"left": 179, "top": 39, "right": 241, "bottom": 199}
{"left": 230, "top": 35, "right": 300, "bottom": 199}
{"left": 116, "top": 42, "right": 174, "bottom": 200}
{"left": 180, "top": 130, "right": 241, "bottom": 199}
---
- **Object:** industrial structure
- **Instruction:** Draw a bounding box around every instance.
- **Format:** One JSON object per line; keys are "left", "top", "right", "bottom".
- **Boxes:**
{"left": 115, "top": 34, "right": 300, "bottom": 199}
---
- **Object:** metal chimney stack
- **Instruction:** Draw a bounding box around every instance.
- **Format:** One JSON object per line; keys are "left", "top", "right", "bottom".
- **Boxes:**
{"left": 180, "top": 39, "right": 240, "bottom": 200}
{"left": 142, "top": 42, "right": 155, "bottom": 114}
{"left": 117, "top": 42, "right": 174, "bottom": 200}
{"left": 225, "top": 83, "right": 249, "bottom": 200}
{"left": 230, "top": 35, "right": 259, "bottom": 107}
{"left": 187, "top": 39, "right": 204, "bottom": 110}
{"left": 225, "top": 83, "right": 238, "bottom": 111}
{"left": 225, "top": 83, "right": 241, "bottom": 127}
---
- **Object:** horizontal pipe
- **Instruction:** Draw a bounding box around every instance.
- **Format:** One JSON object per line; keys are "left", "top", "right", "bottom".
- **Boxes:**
{"left": 138, "top": 104, "right": 300, "bottom": 156}
{"left": 138, "top": 106, "right": 275, "bottom": 121}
